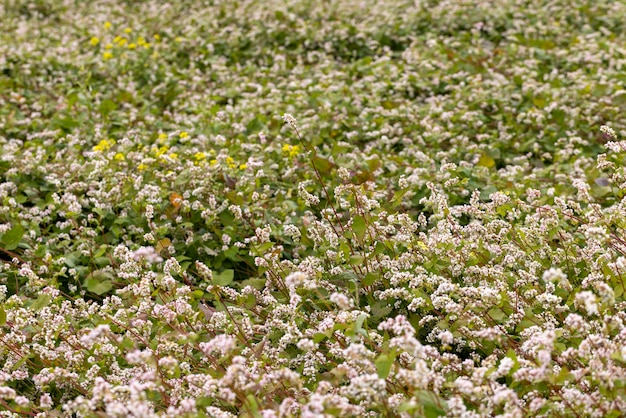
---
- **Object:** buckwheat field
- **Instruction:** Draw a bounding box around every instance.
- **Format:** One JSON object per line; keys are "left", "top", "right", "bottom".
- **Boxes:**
{"left": 2, "top": 0, "right": 626, "bottom": 416}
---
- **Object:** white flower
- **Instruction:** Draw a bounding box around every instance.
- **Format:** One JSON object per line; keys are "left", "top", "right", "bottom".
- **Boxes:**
{"left": 600, "top": 125, "right": 617, "bottom": 140}
{"left": 282, "top": 113, "right": 298, "bottom": 130}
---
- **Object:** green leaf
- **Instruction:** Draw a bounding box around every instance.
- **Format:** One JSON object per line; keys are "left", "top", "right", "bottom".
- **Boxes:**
{"left": 480, "top": 185, "right": 499, "bottom": 201}
{"left": 219, "top": 211, "right": 235, "bottom": 227}
{"left": 1, "top": 223, "right": 24, "bottom": 250}
{"left": 391, "top": 189, "right": 407, "bottom": 205}
{"left": 255, "top": 242, "right": 274, "bottom": 254}
{"left": 245, "top": 394, "right": 261, "bottom": 417}
{"left": 94, "top": 257, "right": 110, "bottom": 267}
{"left": 246, "top": 116, "right": 265, "bottom": 134}
{"left": 339, "top": 242, "right": 351, "bottom": 259}
{"left": 352, "top": 215, "right": 367, "bottom": 241}
{"left": 418, "top": 392, "right": 446, "bottom": 418}
{"left": 312, "top": 155, "right": 333, "bottom": 173}
{"left": 477, "top": 153, "right": 495, "bottom": 168}
{"left": 99, "top": 98, "right": 118, "bottom": 117}
{"left": 224, "top": 246, "right": 239, "bottom": 261}
{"left": 85, "top": 271, "right": 114, "bottom": 295}
{"left": 213, "top": 269, "right": 234, "bottom": 286}
{"left": 353, "top": 313, "right": 368, "bottom": 339}
{"left": 397, "top": 402, "right": 419, "bottom": 413}
{"left": 363, "top": 272, "right": 379, "bottom": 286}
{"left": 175, "top": 169, "right": 192, "bottom": 186}
{"left": 374, "top": 241, "right": 386, "bottom": 255}
{"left": 0, "top": 307, "right": 6, "bottom": 326}
{"left": 375, "top": 351, "right": 396, "bottom": 379}
{"left": 371, "top": 300, "right": 393, "bottom": 320}
{"left": 196, "top": 396, "right": 213, "bottom": 408}
{"left": 349, "top": 255, "right": 364, "bottom": 265}
{"left": 488, "top": 307, "right": 505, "bottom": 322}
{"left": 423, "top": 402, "right": 446, "bottom": 418}
{"left": 52, "top": 115, "right": 79, "bottom": 132}
{"left": 85, "top": 277, "right": 113, "bottom": 295}
{"left": 614, "top": 91, "right": 626, "bottom": 108}
{"left": 120, "top": 336, "right": 135, "bottom": 350}
{"left": 29, "top": 294, "right": 51, "bottom": 311}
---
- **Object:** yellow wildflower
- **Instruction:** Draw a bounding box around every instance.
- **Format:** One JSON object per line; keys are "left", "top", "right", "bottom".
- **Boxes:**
{"left": 105, "top": 43, "right": 113, "bottom": 50}
{"left": 179, "top": 131, "right": 189, "bottom": 139}
{"left": 158, "top": 133, "right": 168, "bottom": 143}
{"left": 90, "top": 37, "right": 100, "bottom": 46}
{"left": 103, "top": 51, "right": 113, "bottom": 60}
{"left": 282, "top": 144, "right": 300, "bottom": 158}
{"left": 226, "top": 157, "right": 236, "bottom": 168}
{"left": 194, "top": 152, "right": 206, "bottom": 161}
{"left": 168, "top": 153, "right": 178, "bottom": 160}
{"left": 128, "top": 43, "right": 136, "bottom": 49}
{"left": 154, "top": 34, "right": 161, "bottom": 41}
{"left": 152, "top": 145, "right": 169, "bottom": 158}
{"left": 114, "top": 153, "right": 125, "bottom": 161}
{"left": 124, "top": 27, "right": 132, "bottom": 34}
{"left": 104, "top": 21, "right": 112, "bottom": 30}
{"left": 93, "top": 139, "right": 115, "bottom": 152}
{"left": 138, "top": 163, "right": 148, "bottom": 171}
{"left": 239, "top": 163, "right": 247, "bottom": 170}
{"left": 209, "top": 159, "right": 218, "bottom": 166}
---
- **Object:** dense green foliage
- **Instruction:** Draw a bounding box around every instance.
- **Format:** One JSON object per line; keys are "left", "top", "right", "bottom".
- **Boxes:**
{"left": 2, "top": 0, "right": 626, "bottom": 416}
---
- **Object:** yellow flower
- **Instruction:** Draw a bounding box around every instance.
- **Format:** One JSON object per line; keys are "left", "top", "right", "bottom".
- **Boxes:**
{"left": 416, "top": 241, "right": 428, "bottom": 251}
{"left": 136, "top": 36, "right": 150, "bottom": 49}
{"left": 114, "top": 36, "right": 127, "bottom": 46}
{"left": 124, "top": 27, "right": 132, "bottom": 34}
{"left": 179, "top": 131, "right": 189, "bottom": 139}
{"left": 175, "top": 37, "right": 182, "bottom": 43}
{"left": 152, "top": 145, "right": 169, "bottom": 157}
{"left": 93, "top": 139, "right": 115, "bottom": 152}
{"left": 282, "top": 144, "right": 301, "bottom": 158}
{"left": 104, "top": 21, "right": 112, "bottom": 30}
{"left": 158, "top": 133, "right": 168, "bottom": 143}
{"left": 90, "top": 37, "right": 100, "bottom": 46}
{"left": 114, "top": 153, "right": 125, "bottom": 161}
{"left": 103, "top": 51, "right": 113, "bottom": 60}
{"left": 194, "top": 152, "right": 206, "bottom": 161}
{"left": 239, "top": 164, "right": 247, "bottom": 170}
{"left": 209, "top": 159, "right": 218, "bottom": 166}
{"left": 138, "top": 163, "right": 148, "bottom": 171}
{"left": 153, "top": 34, "right": 161, "bottom": 41}
{"left": 128, "top": 43, "right": 136, "bottom": 49}
{"left": 105, "top": 43, "right": 113, "bottom": 50}
{"left": 168, "top": 153, "right": 178, "bottom": 160}
{"left": 226, "top": 156, "right": 236, "bottom": 168}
